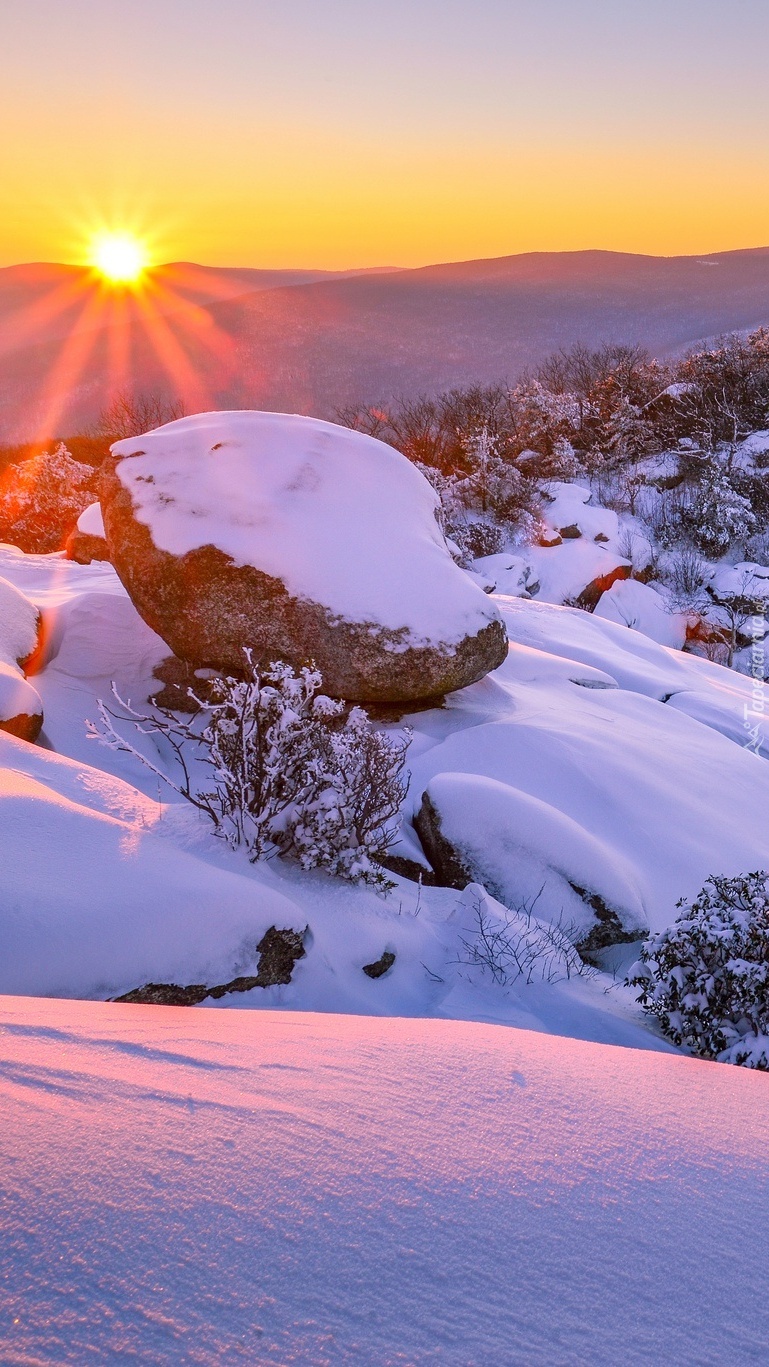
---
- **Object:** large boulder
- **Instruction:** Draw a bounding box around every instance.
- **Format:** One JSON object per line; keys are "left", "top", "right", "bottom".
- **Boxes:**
{"left": 0, "top": 576, "right": 43, "bottom": 741}
{"left": 100, "top": 412, "right": 508, "bottom": 702}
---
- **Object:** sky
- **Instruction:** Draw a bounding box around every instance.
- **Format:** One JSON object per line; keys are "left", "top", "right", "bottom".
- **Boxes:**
{"left": 2, "top": 0, "right": 769, "bottom": 269}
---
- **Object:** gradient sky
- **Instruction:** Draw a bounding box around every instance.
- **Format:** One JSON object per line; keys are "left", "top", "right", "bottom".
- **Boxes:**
{"left": 2, "top": 0, "right": 769, "bottom": 269}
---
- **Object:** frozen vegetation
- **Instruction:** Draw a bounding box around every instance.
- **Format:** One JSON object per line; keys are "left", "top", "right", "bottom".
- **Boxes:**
{"left": 2, "top": 352, "right": 769, "bottom": 1360}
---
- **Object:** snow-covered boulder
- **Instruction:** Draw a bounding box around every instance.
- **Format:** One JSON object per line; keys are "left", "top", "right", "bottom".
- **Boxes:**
{"left": 100, "top": 412, "right": 508, "bottom": 702}
{"left": 594, "top": 578, "right": 690, "bottom": 649}
{"left": 415, "top": 773, "right": 647, "bottom": 953}
{"left": 0, "top": 576, "right": 43, "bottom": 740}
{"left": 66, "top": 502, "right": 109, "bottom": 564}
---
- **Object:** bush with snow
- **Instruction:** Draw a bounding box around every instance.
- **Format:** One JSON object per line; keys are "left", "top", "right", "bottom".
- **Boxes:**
{"left": 628, "top": 872, "right": 769, "bottom": 1068}
{"left": 0, "top": 443, "right": 97, "bottom": 553}
{"left": 90, "top": 654, "right": 411, "bottom": 888}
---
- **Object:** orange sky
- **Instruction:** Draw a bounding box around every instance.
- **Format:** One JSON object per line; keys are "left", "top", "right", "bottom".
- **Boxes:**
{"left": 3, "top": 1, "right": 769, "bottom": 270}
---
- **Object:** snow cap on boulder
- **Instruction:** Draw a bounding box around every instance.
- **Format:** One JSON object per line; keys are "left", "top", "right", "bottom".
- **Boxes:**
{"left": 0, "top": 576, "right": 43, "bottom": 741}
{"left": 101, "top": 412, "right": 508, "bottom": 702}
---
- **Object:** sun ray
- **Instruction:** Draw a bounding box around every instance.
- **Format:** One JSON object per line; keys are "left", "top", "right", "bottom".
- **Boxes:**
{"left": 31, "top": 286, "right": 108, "bottom": 442}
{"left": 133, "top": 287, "right": 213, "bottom": 414}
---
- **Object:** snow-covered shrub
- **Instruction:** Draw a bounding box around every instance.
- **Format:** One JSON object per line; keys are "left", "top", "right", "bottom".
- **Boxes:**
{"left": 686, "top": 469, "right": 756, "bottom": 557}
{"left": 628, "top": 872, "right": 769, "bottom": 1067}
{"left": 0, "top": 443, "right": 97, "bottom": 553}
{"left": 90, "top": 656, "right": 411, "bottom": 888}
{"left": 448, "top": 519, "right": 505, "bottom": 562}
{"left": 275, "top": 701, "right": 410, "bottom": 883}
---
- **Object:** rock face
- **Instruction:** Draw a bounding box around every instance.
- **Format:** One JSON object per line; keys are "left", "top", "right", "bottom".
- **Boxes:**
{"left": 0, "top": 576, "right": 43, "bottom": 741}
{"left": 414, "top": 775, "right": 647, "bottom": 956}
{"left": 100, "top": 411, "right": 508, "bottom": 702}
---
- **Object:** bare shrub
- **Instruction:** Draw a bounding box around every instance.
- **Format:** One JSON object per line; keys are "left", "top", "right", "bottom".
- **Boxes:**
{"left": 456, "top": 890, "right": 590, "bottom": 986}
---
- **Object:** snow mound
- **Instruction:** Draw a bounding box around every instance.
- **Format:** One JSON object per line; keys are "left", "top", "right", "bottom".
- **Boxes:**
{"left": 111, "top": 410, "right": 500, "bottom": 646}
{"left": 2, "top": 997, "right": 768, "bottom": 1366}
{"left": 0, "top": 574, "right": 39, "bottom": 668}
{"left": 594, "top": 577, "right": 690, "bottom": 649}
{"left": 418, "top": 772, "right": 647, "bottom": 945}
{"left": 0, "top": 734, "right": 305, "bottom": 999}
{"left": 408, "top": 644, "right": 769, "bottom": 932}
{"left": 541, "top": 480, "right": 620, "bottom": 543}
{"left": 0, "top": 575, "right": 43, "bottom": 732}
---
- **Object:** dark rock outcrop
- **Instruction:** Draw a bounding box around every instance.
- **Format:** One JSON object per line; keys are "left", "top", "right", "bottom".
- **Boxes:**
{"left": 362, "top": 951, "right": 396, "bottom": 979}
{"left": 113, "top": 926, "right": 306, "bottom": 1006}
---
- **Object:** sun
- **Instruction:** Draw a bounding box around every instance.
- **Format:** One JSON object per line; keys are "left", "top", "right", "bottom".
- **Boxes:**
{"left": 90, "top": 233, "right": 149, "bottom": 285}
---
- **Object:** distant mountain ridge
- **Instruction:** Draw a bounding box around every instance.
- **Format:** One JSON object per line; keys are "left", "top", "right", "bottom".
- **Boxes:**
{"left": 2, "top": 247, "right": 769, "bottom": 442}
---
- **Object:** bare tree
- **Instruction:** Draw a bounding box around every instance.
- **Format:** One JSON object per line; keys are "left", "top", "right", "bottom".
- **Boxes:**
{"left": 91, "top": 391, "right": 186, "bottom": 442}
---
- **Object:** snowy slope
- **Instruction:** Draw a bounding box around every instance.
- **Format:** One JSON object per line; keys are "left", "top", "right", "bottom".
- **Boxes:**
{"left": 0, "top": 545, "right": 768, "bottom": 1041}
{"left": 2, "top": 996, "right": 768, "bottom": 1367}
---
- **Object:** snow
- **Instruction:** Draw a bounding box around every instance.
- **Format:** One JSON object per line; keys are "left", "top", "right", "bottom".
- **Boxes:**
{"left": 540, "top": 479, "right": 620, "bottom": 543}
{"left": 594, "top": 577, "right": 690, "bottom": 648}
{"left": 421, "top": 772, "right": 647, "bottom": 943}
{"left": 0, "top": 572, "right": 39, "bottom": 666}
{"left": 524, "top": 539, "right": 628, "bottom": 604}
{"left": 111, "top": 411, "right": 501, "bottom": 647}
{"left": 0, "top": 665, "right": 41, "bottom": 727}
{"left": 0, "top": 544, "right": 766, "bottom": 1025}
{"left": 76, "top": 500, "right": 105, "bottom": 536}
{"left": 2, "top": 995, "right": 769, "bottom": 1366}
{"left": 472, "top": 550, "right": 535, "bottom": 596}
{"left": 0, "top": 574, "right": 42, "bottom": 724}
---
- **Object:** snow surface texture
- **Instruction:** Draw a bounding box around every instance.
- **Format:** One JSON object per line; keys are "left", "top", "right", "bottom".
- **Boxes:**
{"left": 2, "top": 997, "right": 769, "bottom": 1366}
{"left": 0, "top": 546, "right": 767, "bottom": 1034}
{"left": 112, "top": 410, "right": 500, "bottom": 647}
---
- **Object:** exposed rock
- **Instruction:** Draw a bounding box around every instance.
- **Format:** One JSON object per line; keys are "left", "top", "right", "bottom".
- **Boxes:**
{"left": 414, "top": 791, "right": 472, "bottom": 891}
{"left": 375, "top": 852, "right": 437, "bottom": 885}
{"left": 362, "top": 951, "right": 396, "bottom": 979}
{"left": 150, "top": 655, "right": 220, "bottom": 711}
{"left": 250, "top": 926, "right": 306, "bottom": 987}
{"left": 594, "top": 532, "right": 610, "bottom": 543}
{"left": 66, "top": 528, "right": 110, "bottom": 564}
{"left": 559, "top": 523, "right": 582, "bottom": 539}
{"left": 66, "top": 501, "right": 110, "bottom": 564}
{"left": 575, "top": 564, "right": 632, "bottom": 612}
{"left": 538, "top": 532, "right": 563, "bottom": 548}
{"left": 100, "top": 412, "right": 508, "bottom": 703}
{"left": 568, "top": 885, "right": 643, "bottom": 959}
{"left": 114, "top": 982, "right": 209, "bottom": 1006}
{"left": 113, "top": 926, "right": 307, "bottom": 1006}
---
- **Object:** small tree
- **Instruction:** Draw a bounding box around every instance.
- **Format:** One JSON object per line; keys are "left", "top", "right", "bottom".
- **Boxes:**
{"left": 89, "top": 655, "right": 411, "bottom": 888}
{"left": 628, "top": 872, "right": 769, "bottom": 1067}
{"left": 0, "top": 442, "right": 97, "bottom": 552}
